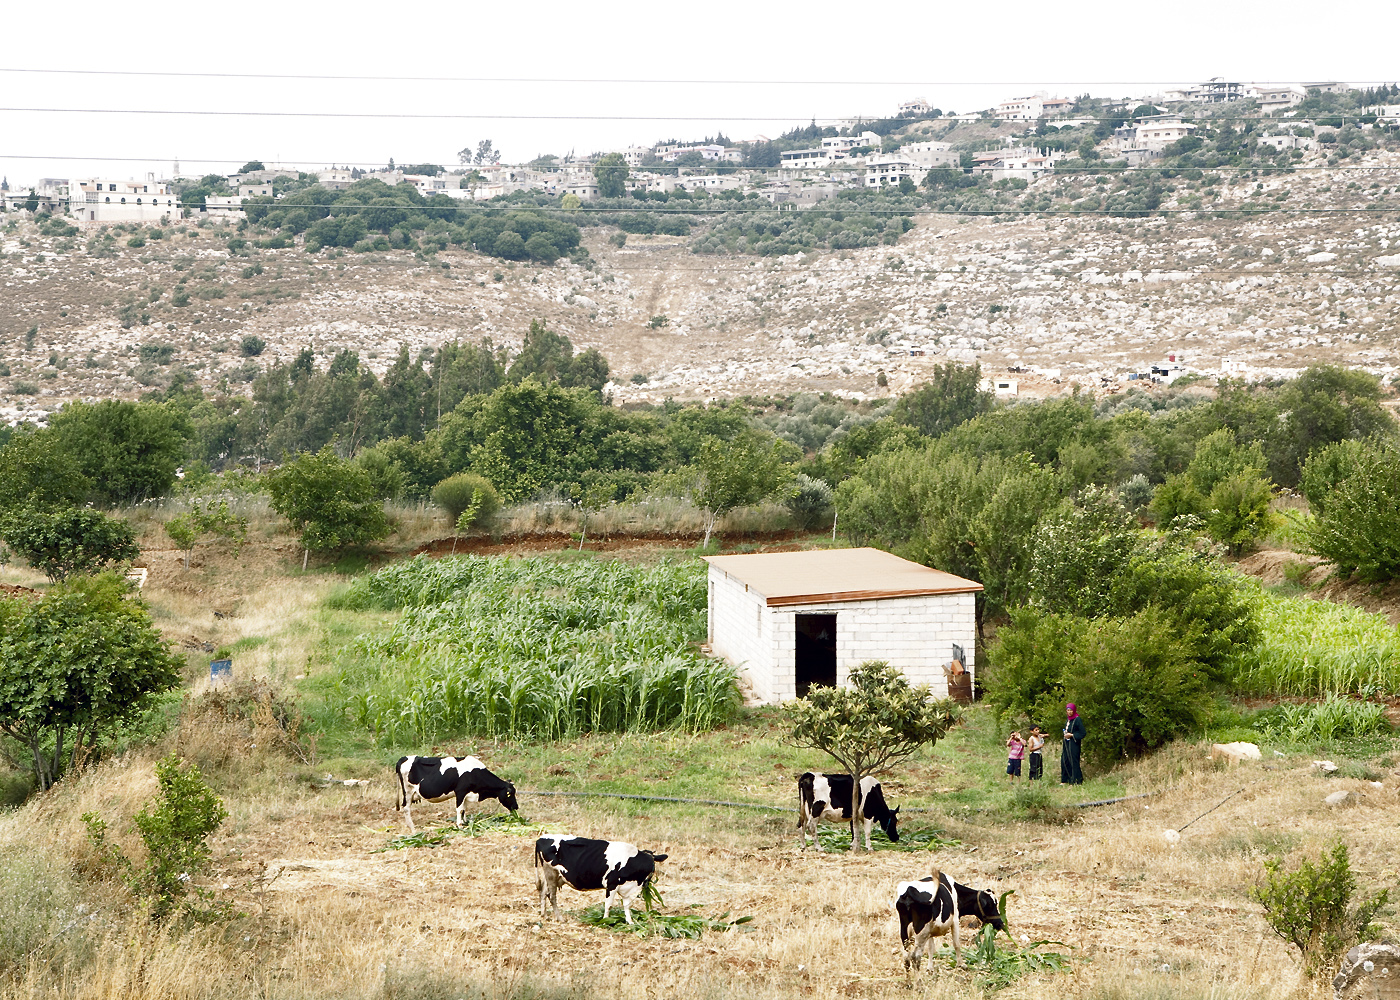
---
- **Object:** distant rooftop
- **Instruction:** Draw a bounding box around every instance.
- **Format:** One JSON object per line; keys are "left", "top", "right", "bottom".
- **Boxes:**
{"left": 703, "top": 547, "right": 982, "bottom": 607}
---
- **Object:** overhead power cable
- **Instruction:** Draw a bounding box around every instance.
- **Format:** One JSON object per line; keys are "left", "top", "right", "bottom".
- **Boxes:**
{"left": 1, "top": 67, "right": 1394, "bottom": 87}
{"left": 1, "top": 106, "right": 1397, "bottom": 124}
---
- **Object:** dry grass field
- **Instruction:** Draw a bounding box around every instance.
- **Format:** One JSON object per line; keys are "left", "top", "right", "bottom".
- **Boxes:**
{"left": 3, "top": 533, "right": 1398, "bottom": 1000}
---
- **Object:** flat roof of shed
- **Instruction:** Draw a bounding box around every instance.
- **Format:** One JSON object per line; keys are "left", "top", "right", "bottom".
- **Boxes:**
{"left": 703, "top": 547, "right": 982, "bottom": 607}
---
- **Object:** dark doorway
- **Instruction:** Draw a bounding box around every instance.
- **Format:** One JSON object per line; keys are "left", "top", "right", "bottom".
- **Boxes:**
{"left": 795, "top": 613, "right": 837, "bottom": 698}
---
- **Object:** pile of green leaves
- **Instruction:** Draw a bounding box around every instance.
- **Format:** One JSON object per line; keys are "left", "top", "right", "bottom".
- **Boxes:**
{"left": 377, "top": 812, "right": 535, "bottom": 851}
{"left": 578, "top": 884, "right": 753, "bottom": 939}
{"left": 813, "top": 825, "right": 961, "bottom": 853}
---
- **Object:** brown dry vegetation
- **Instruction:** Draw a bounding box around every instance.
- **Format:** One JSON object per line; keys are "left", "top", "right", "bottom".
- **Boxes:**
{"left": 3, "top": 527, "right": 1399, "bottom": 1000}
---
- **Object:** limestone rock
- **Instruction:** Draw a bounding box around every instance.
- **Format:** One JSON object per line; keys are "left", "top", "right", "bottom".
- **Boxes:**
{"left": 1334, "top": 942, "right": 1400, "bottom": 998}
{"left": 1212, "top": 742, "right": 1261, "bottom": 763}
{"left": 1325, "top": 790, "right": 1357, "bottom": 808}
{"left": 1314, "top": 760, "right": 1340, "bottom": 773}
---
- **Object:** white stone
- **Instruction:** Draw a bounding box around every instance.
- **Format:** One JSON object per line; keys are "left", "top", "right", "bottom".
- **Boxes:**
{"left": 1211, "top": 742, "right": 1261, "bottom": 762}
{"left": 1325, "top": 790, "right": 1357, "bottom": 808}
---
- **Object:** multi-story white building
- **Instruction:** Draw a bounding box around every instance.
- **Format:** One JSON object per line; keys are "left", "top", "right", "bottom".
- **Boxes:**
{"left": 316, "top": 168, "right": 355, "bottom": 191}
{"left": 780, "top": 148, "right": 831, "bottom": 168}
{"left": 1133, "top": 114, "right": 1197, "bottom": 147}
{"left": 899, "top": 98, "right": 932, "bottom": 117}
{"left": 1252, "top": 85, "right": 1306, "bottom": 113}
{"left": 203, "top": 195, "right": 246, "bottom": 221}
{"left": 995, "top": 94, "right": 1071, "bottom": 121}
{"left": 864, "top": 155, "right": 922, "bottom": 187}
{"left": 238, "top": 183, "right": 274, "bottom": 198}
{"left": 898, "top": 140, "right": 957, "bottom": 168}
{"left": 70, "top": 178, "right": 178, "bottom": 223}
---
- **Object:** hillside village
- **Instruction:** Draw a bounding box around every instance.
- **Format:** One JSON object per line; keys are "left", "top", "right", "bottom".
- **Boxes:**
{"left": 3, "top": 76, "right": 1400, "bottom": 424}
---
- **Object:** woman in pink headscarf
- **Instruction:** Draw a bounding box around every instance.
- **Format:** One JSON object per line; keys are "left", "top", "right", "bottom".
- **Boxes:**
{"left": 1061, "top": 703, "right": 1085, "bottom": 785}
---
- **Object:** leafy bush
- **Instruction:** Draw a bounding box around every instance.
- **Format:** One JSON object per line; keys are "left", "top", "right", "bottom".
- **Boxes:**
{"left": 84, "top": 754, "right": 231, "bottom": 922}
{"left": 989, "top": 607, "right": 1212, "bottom": 764}
{"left": 431, "top": 472, "right": 501, "bottom": 529}
{"left": 1028, "top": 486, "right": 1138, "bottom": 617}
{"left": 333, "top": 556, "right": 737, "bottom": 741}
{"left": 0, "top": 506, "right": 140, "bottom": 581}
{"left": 784, "top": 473, "right": 834, "bottom": 530}
{"left": 239, "top": 335, "right": 266, "bottom": 357}
{"left": 265, "top": 446, "right": 390, "bottom": 554}
{"left": 1250, "top": 843, "right": 1388, "bottom": 976}
{"left": 1303, "top": 441, "right": 1400, "bottom": 582}
{"left": 1204, "top": 471, "right": 1276, "bottom": 555}
{"left": 0, "top": 575, "right": 182, "bottom": 790}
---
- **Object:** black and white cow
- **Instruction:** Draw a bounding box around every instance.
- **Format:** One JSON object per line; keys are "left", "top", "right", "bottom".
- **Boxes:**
{"left": 797, "top": 772, "right": 900, "bottom": 852}
{"left": 534, "top": 835, "right": 667, "bottom": 925}
{"left": 895, "top": 872, "right": 961, "bottom": 970}
{"left": 894, "top": 870, "right": 1007, "bottom": 971}
{"left": 394, "top": 754, "right": 519, "bottom": 833}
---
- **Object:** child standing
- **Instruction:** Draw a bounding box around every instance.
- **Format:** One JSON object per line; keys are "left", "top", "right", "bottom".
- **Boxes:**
{"left": 1026, "top": 726, "right": 1046, "bottom": 781}
{"left": 1005, "top": 731, "right": 1026, "bottom": 780}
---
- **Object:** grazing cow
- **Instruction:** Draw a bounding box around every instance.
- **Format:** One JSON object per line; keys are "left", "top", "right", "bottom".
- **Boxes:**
{"left": 534, "top": 835, "right": 667, "bottom": 925}
{"left": 394, "top": 754, "right": 519, "bottom": 833}
{"left": 952, "top": 880, "right": 1006, "bottom": 932}
{"left": 895, "top": 871, "right": 961, "bottom": 971}
{"left": 797, "top": 772, "right": 900, "bottom": 852}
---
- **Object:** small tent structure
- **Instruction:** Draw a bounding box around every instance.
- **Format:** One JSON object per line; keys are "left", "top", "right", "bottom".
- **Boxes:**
{"left": 703, "top": 548, "right": 981, "bottom": 703}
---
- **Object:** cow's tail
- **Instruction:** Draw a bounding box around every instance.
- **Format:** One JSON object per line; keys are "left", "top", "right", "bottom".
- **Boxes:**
{"left": 394, "top": 756, "right": 409, "bottom": 810}
{"left": 534, "top": 844, "right": 544, "bottom": 869}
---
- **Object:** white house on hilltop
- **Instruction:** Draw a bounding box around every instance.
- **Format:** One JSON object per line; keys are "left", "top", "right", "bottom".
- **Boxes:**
{"left": 70, "top": 178, "right": 178, "bottom": 222}
{"left": 704, "top": 548, "right": 981, "bottom": 703}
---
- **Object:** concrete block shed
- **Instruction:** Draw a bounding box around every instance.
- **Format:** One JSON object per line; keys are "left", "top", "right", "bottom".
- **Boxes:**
{"left": 702, "top": 548, "right": 982, "bottom": 704}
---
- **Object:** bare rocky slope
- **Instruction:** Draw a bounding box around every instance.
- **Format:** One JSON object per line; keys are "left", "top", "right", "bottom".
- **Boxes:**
{"left": 4, "top": 153, "right": 1400, "bottom": 424}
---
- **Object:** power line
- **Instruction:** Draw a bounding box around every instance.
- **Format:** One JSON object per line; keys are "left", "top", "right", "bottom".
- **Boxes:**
{"left": 1, "top": 67, "right": 1395, "bottom": 87}
{"left": 2, "top": 106, "right": 1397, "bottom": 124}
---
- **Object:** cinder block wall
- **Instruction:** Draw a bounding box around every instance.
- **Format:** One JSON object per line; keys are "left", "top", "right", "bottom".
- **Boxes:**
{"left": 707, "top": 567, "right": 773, "bottom": 700}
{"left": 707, "top": 565, "right": 976, "bottom": 704}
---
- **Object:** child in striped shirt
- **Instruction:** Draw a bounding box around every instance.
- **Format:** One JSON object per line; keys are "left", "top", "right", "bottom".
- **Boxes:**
{"left": 1005, "top": 731, "right": 1026, "bottom": 780}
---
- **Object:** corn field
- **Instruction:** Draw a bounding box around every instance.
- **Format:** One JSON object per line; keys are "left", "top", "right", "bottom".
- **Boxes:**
{"left": 333, "top": 556, "right": 737, "bottom": 743}
{"left": 1227, "top": 590, "right": 1400, "bottom": 696}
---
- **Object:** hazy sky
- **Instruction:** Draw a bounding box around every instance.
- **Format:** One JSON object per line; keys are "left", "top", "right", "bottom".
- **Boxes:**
{"left": 2, "top": 0, "right": 1395, "bottom": 186}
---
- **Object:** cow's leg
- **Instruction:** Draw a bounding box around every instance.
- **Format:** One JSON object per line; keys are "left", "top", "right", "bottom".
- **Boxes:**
{"left": 454, "top": 792, "right": 465, "bottom": 830}
{"left": 863, "top": 816, "right": 874, "bottom": 852}
{"left": 537, "top": 866, "right": 548, "bottom": 918}
{"left": 911, "top": 924, "right": 934, "bottom": 971}
{"left": 811, "top": 817, "right": 825, "bottom": 852}
{"left": 621, "top": 892, "right": 634, "bottom": 926}
{"left": 950, "top": 912, "right": 962, "bottom": 967}
{"left": 603, "top": 889, "right": 613, "bottom": 921}
{"left": 403, "top": 790, "right": 416, "bottom": 834}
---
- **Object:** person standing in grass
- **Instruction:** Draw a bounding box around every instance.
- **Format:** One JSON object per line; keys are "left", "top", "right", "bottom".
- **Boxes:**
{"left": 1026, "top": 726, "right": 1046, "bottom": 781}
{"left": 1061, "top": 704, "right": 1085, "bottom": 785}
{"left": 1005, "top": 731, "right": 1026, "bottom": 780}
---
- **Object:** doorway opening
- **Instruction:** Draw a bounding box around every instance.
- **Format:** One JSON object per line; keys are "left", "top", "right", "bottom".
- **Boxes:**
{"left": 795, "top": 613, "right": 837, "bottom": 698}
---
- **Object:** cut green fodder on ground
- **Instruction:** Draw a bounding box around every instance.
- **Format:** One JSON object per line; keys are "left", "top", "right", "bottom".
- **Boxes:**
{"left": 956, "top": 925, "right": 1076, "bottom": 991}
{"left": 377, "top": 812, "right": 537, "bottom": 851}
{"left": 578, "top": 903, "right": 754, "bottom": 939}
{"left": 812, "top": 825, "right": 962, "bottom": 853}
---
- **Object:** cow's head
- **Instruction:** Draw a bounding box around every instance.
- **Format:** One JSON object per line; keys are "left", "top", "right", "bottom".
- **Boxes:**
{"left": 499, "top": 781, "right": 520, "bottom": 813}
{"left": 881, "top": 805, "right": 901, "bottom": 843}
{"left": 975, "top": 889, "right": 1006, "bottom": 931}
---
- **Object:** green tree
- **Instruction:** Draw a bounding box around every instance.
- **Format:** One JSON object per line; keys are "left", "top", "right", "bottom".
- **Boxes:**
{"left": 264, "top": 447, "right": 391, "bottom": 561}
{"left": 24, "top": 189, "right": 38, "bottom": 213}
{"left": 0, "top": 574, "right": 182, "bottom": 790}
{"left": 1, "top": 506, "right": 140, "bottom": 581}
{"left": 892, "top": 362, "right": 993, "bottom": 437}
{"left": 1267, "top": 365, "right": 1395, "bottom": 487}
{"left": 48, "top": 400, "right": 189, "bottom": 504}
{"left": 0, "top": 432, "right": 91, "bottom": 512}
{"left": 594, "top": 153, "right": 630, "bottom": 198}
{"left": 163, "top": 498, "right": 247, "bottom": 570}
{"left": 1204, "top": 471, "right": 1276, "bottom": 555}
{"left": 785, "top": 473, "right": 835, "bottom": 530}
{"left": 239, "top": 160, "right": 265, "bottom": 173}
{"left": 1028, "top": 486, "right": 1138, "bottom": 617}
{"left": 84, "top": 754, "right": 230, "bottom": 922}
{"left": 1304, "top": 441, "right": 1400, "bottom": 582}
{"left": 784, "top": 661, "right": 957, "bottom": 852}
{"left": 694, "top": 431, "right": 793, "bottom": 547}
{"left": 507, "top": 320, "right": 610, "bottom": 394}
{"left": 1250, "top": 843, "right": 1389, "bottom": 977}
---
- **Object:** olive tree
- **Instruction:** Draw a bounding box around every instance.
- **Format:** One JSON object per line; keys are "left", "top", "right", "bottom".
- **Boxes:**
{"left": 784, "top": 661, "right": 958, "bottom": 852}
{"left": 1, "top": 506, "right": 140, "bottom": 581}
{"left": 0, "top": 574, "right": 182, "bottom": 790}
{"left": 265, "top": 447, "right": 390, "bottom": 565}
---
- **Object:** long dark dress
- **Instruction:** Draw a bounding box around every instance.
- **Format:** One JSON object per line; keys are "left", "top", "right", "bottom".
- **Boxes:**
{"left": 1061, "top": 716, "right": 1085, "bottom": 784}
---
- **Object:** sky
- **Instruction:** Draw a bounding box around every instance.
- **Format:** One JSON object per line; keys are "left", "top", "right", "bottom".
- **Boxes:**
{"left": 1, "top": 0, "right": 1396, "bottom": 187}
